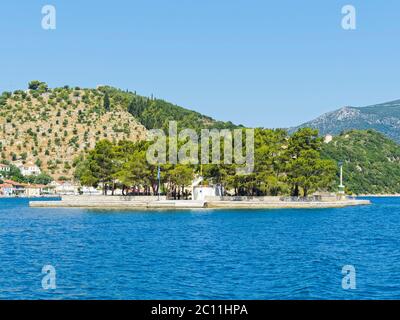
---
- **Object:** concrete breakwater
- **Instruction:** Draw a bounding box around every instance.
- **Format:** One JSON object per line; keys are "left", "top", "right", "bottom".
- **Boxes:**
{"left": 29, "top": 195, "right": 371, "bottom": 209}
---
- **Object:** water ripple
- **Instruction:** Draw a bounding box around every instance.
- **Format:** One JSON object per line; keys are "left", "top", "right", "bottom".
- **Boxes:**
{"left": 0, "top": 197, "right": 399, "bottom": 299}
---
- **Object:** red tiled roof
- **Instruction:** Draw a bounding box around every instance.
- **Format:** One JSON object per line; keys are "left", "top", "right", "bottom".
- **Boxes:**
{"left": 3, "top": 180, "right": 29, "bottom": 187}
{"left": 2, "top": 180, "right": 47, "bottom": 188}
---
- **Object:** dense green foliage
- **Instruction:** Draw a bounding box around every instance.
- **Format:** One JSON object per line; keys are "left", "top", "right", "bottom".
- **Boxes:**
{"left": 0, "top": 92, "right": 11, "bottom": 107}
{"left": 100, "top": 86, "right": 240, "bottom": 132}
{"left": 75, "top": 128, "right": 337, "bottom": 197}
{"left": 28, "top": 80, "right": 48, "bottom": 93}
{"left": 322, "top": 129, "right": 400, "bottom": 194}
{"left": 103, "top": 92, "right": 111, "bottom": 111}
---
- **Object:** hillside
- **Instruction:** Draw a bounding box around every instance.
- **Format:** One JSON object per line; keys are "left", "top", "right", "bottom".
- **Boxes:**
{"left": 321, "top": 129, "right": 400, "bottom": 194}
{"left": 3, "top": 81, "right": 399, "bottom": 194}
{"left": 291, "top": 99, "right": 400, "bottom": 143}
{"left": 0, "top": 81, "right": 239, "bottom": 179}
{"left": 125, "top": 90, "right": 239, "bottom": 132}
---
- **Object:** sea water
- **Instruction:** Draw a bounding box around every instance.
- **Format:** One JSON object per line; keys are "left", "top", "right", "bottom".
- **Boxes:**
{"left": 0, "top": 197, "right": 399, "bottom": 299}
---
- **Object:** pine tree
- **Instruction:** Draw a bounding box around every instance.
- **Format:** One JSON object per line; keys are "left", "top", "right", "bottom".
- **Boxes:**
{"left": 103, "top": 92, "right": 110, "bottom": 111}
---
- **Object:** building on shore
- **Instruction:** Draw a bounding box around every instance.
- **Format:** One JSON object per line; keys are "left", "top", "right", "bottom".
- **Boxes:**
{"left": 192, "top": 185, "right": 223, "bottom": 201}
{"left": 0, "top": 179, "right": 48, "bottom": 197}
{"left": 2, "top": 180, "right": 27, "bottom": 196}
{"left": 25, "top": 184, "right": 47, "bottom": 197}
{"left": 81, "top": 186, "right": 102, "bottom": 195}
{"left": 49, "top": 181, "right": 80, "bottom": 195}
{"left": 191, "top": 176, "right": 224, "bottom": 201}
{"left": 0, "top": 183, "right": 14, "bottom": 196}
{"left": 15, "top": 162, "right": 41, "bottom": 176}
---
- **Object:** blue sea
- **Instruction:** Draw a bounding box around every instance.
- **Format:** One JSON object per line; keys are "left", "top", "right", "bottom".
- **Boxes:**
{"left": 0, "top": 197, "right": 399, "bottom": 300}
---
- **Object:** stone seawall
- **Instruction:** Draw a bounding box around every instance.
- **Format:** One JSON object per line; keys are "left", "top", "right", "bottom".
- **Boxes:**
{"left": 29, "top": 196, "right": 370, "bottom": 209}
{"left": 205, "top": 199, "right": 370, "bottom": 209}
{"left": 61, "top": 195, "right": 167, "bottom": 202}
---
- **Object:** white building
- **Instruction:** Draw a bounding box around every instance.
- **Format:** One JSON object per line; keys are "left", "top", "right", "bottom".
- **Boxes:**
{"left": 50, "top": 181, "right": 79, "bottom": 195}
{"left": 0, "top": 183, "right": 14, "bottom": 196}
{"left": 81, "top": 186, "right": 102, "bottom": 195}
{"left": 16, "top": 162, "right": 41, "bottom": 176}
{"left": 25, "top": 185, "right": 44, "bottom": 197}
{"left": 0, "top": 163, "right": 10, "bottom": 175}
{"left": 193, "top": 185, "right": 223, "bottom": 201}
{"left": 191, "top": 176, "right": 223, "bottom": 201}
{"left": 324, "top": 134, "right": 333, "bottom": 143}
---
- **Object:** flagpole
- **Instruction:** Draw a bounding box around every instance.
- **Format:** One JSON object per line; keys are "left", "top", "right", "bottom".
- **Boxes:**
{"left": 157, "top": 166, "right": 161, "bottom": 201}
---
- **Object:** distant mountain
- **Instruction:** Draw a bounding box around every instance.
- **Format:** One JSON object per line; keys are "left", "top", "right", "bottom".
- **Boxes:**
{"left": 321, "top": 129, "right": 400, "bottom": 195}
{"left": 291, "top": 99, "right": 400, "bottom": 142}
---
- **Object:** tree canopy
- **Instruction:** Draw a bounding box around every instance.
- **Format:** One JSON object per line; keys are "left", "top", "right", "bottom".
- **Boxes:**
{"left": 74, "top": 128, "right": 338, "bottom": 198}
{"left": 322, "top": 129, "right": 400, "bottom": 194}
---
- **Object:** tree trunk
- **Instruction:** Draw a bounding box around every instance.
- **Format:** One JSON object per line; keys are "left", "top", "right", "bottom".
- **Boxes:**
{"left": 292, "top": 184, "right": 299, "bottom": 197}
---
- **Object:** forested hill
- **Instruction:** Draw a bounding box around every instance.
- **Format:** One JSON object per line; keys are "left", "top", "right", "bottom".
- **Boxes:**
{"left": 3, "top": 81, "right": 400, "bottom": 195}
{"left": 322, "top": 129, "right": 400, "bottom": 195}
{"left": 103, "top": 86, "right": 240, "bottom": 132}
{"left": 0, "top": 81, "right": 240, "bottom": 178}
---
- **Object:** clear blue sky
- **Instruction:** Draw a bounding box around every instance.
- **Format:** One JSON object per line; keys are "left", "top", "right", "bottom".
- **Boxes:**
{"left": 1, "top": 0, "right": 399, "bottom": 128}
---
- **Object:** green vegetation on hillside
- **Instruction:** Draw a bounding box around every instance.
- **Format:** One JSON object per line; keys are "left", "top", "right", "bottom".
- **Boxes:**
{"left": 1, "top": 81, "right": 241, "bottom": 181}
{"left": 4, "top": 80, "right": 396, "bottom": 196}
{"left": 322, "top": 129, "right": 400, "bottom": 194}
{"left": 0, "top": 82, "right": 148, "bottom": 179}
{"left": 101, "top": 86, "right": 240, "bottom": 132}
